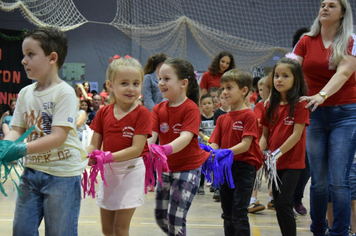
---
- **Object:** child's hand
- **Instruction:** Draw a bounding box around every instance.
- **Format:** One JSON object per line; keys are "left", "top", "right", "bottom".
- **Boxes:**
{"left": 149, "top": 143, "right": 172, "bottom": 157}
{"left": 89, "top": 157, "right": 97, "bottom": 165}
{"left": 0, "top": 140, "right": 27, "bottom": 162}
{"left": 88, "top": 150, "right": 114, "bottom": 166}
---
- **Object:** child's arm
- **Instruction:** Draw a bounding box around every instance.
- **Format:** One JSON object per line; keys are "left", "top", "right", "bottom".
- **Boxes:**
{"left": 168, "top": 131, "right": 194, "bottom": 154}
{"left": 26, "top": 126, "right": 70, "bottom": 154}
{"left": 86, "top": 132, "right": 103, "bottom": 154}
{"left": 259, "top": 126, "right": 269, "bottom": 151}
{"left": 276, "top": 123, "right": 305, "bottom": 155}
{"left": 111, "top": 134, "right": 147, "bottom": 161}
{"left": 210, "top": 143, "right": 219, "bottom": 150}
{"left": 4, "top": 126, "right": 25, "bottom": 141}
{"left": 198, "top": 131, "right": 210, "bottom": 142}
{"left": 229, "top": 135, "right": 253, "bottom": 155}
{"left": 147, "top": 131, "right": 158, "bottom": 145}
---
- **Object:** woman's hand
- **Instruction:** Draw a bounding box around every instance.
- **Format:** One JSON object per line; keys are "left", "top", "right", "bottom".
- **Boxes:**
{"left": 299, "top": 94, "right": 326, "bottom": 112}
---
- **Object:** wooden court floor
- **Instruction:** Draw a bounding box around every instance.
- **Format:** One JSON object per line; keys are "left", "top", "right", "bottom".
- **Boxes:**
{"left": 0, "top": 166, "right": 314, "bottom": 236}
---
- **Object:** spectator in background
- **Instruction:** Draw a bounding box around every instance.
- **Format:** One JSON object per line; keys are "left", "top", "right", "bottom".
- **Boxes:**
{"left": 88, "top": 94, "right": 102, "bottom": 125}
{"left": 0, "top": 98, "right": 17, "bottom": 137}
{"left": 76, "top": 100, "right": 92, "bottom": 140}
{"left": 199, "top": 51, "right": 235, "bottom": 97}
{"left": 75, "top": 83, "right": 90, "bottom": 108}
{"left": 142, "top": 53, "right": 168, "bottom": 111}
{"left": 82, "top": 81, "right": 93, "bottom": 106}
{"left": 99, "top": 82, "right": 108, "bottom": 105}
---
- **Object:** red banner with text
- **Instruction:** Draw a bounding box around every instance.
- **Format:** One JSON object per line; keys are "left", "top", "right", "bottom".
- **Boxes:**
{"left": 0, "top": 28, "right": 31, "bottom": 113}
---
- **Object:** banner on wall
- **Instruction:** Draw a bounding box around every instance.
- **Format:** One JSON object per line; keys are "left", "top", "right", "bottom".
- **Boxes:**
{"left": 0, "top": 28, "right": 31, "bottom": 112}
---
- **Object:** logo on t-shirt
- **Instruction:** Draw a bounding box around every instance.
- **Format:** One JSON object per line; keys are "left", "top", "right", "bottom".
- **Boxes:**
{"left": 122, "top": 126, "right": 135, "bottom": 138}
{"left": 172, "top": 124, "right": 182, "bottom": 134}
{"left": 284, "top": 117, "right": 294, "bottom": 126}
{"left": 42, "top": 112, "right": 52, "bottom": 135}
{"left": 160, "top": 122, "right": 169, "bottom": 133}
{"left": 233, "top": 121, "right": 243, "bottom": 131}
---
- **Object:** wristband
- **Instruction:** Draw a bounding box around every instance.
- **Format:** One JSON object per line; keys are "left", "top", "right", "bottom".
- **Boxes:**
{"left": 104, "top": 151, "right": 114, "bottom": 163}
{"left": 162, "top": 144, "right": 173, "bottom": 156}
{"left": 272, "top": 148, "right": 283, "bottom": 159}
{"left": 203, "top": 135, "right": 210, "bottom": 142}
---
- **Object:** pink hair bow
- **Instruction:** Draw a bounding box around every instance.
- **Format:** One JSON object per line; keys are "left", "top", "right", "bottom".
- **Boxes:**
{"left": 109, "top": 54, "right": 132, "bottom": 63}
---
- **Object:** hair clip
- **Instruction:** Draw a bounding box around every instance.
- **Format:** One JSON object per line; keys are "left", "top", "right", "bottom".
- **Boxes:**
{"left": 194, "top": 71, "right": 201, "bottom": 80}
{"left": 285, "top": 53, "right": 298, "bottom": 60}
{"left": 109, "top": 55, "right": 132, "bottom": 63}
{"left": 110, "top": 55, "right": 121, "bottom": 63}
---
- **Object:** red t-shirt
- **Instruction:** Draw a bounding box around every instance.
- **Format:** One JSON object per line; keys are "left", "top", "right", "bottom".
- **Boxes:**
{"left": 209, "top": 109, "right": 262, "bottom": 170}
{"left": 90, "top": 104, "right": 152, "bottom": 156}
{"left": 199, "top": 71, "right": 223, "bottom": 91}
{"left": 260, "top": 101, "right": 310, "bottom": 170}
{"left": 250, "top": 92, "right": 258, "bottom": 104}
{"left": 151, "top": 99, "right": 210, "bottom": 172}
{"left": 254, "top": 102, "right": 264, "bottom": 140}
{"left": 293, "top": 34, "right": 356, "bottom": 106}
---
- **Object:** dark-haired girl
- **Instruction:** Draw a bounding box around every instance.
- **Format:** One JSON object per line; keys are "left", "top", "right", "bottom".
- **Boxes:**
{"left": 259, "top": 58, "right": 310, "bottom": 236}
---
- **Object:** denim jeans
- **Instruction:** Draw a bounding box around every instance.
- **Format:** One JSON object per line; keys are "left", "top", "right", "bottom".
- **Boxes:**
{"left": 307, "top": 104, "right": 356, "bottom": 236}
{"left": 13, "top": 168, "right": 82, "bottom": 236}
{"left": 220, "top": 161, "right": 256, "bottom": 236}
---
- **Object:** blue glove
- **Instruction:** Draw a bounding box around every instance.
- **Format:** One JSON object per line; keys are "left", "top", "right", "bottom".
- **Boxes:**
{"left": 0, "top": 140, "right": 27, "bottom": 163}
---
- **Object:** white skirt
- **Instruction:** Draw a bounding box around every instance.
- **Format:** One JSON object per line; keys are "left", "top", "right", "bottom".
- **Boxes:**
{"left": 96, "top": 157, "right": 145, "bottom": 210}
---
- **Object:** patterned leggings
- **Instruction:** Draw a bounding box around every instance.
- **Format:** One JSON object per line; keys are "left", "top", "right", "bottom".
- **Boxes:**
{"left": 155, "top": 168, "right": 201, "bottom": 236}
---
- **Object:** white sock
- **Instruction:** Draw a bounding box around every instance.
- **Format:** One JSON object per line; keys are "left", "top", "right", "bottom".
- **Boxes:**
{"left": 250, "top": 197, "right": 257, "bottom": 204}
{"left": 269, "top": 196, "right": 274, "bottom": 202}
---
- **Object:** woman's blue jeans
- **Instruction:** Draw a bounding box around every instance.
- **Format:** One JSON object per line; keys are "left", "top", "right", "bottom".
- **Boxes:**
{"left": 307, "top": 104, "right": 356, "bottom": 236}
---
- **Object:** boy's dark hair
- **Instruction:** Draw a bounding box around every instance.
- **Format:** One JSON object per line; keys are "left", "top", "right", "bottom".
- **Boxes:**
{"left": 292, "top": 27, "right": 309, "bottom": 48}
{"left": 208, "top": 51, "right": 235, "bottom": 75}
{"left": 144, "top": 53, "right": 168, "bottom": 74}
{"left": 200, "top": 93, "right": 213, "bottom": 104}
{"left": 267, "top": 57, "right": 307, "bottom": 124}
{"left": 25, "top": 27, "right": 68, "bottom": 69}
{"left": 164, "top": 58, "right": 199, "bottom": 105}
{"left": 220, "top": 69, "right": 252, "bottom": 98}
{"left": 208, "top": 86, "right": 219, "bottom": 94}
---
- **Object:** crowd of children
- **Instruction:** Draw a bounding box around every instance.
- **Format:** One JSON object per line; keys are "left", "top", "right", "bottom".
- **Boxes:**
{"left": 3, "top": 3, "right": 356, "bottom": 234}
{"left": 0, "top": 26, "right": 315, "bottom": 236}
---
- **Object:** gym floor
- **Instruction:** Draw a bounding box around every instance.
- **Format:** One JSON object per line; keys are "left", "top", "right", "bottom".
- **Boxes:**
{"left": 0, "top": 166, "right": 313, "bottom": 236}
